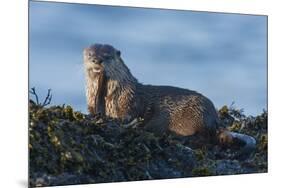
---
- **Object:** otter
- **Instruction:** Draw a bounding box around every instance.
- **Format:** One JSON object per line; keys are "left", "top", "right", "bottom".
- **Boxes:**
{"left": 83, "top": 43, "right": 256, "bottom": 152}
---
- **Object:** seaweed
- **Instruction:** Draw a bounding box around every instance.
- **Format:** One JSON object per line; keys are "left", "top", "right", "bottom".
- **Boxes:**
{"left": 29, "top": 100, "right": 267, "bottom": 187}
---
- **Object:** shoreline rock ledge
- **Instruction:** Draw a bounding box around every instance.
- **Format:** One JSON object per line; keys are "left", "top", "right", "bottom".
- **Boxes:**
{"left": 29, "top": 100, "right": 267, "bottom": 187}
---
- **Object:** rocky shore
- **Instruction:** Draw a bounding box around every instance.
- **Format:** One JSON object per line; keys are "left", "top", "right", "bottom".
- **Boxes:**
{"left": 29, "top": 100, "right": 267, "bottom": 187}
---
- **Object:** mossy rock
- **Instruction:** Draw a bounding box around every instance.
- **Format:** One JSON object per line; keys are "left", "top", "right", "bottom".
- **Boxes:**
{"left": 29, "top": 101, "right": 267, "bottom": 187}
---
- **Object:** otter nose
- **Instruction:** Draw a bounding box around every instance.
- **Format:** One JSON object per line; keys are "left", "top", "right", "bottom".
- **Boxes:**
{"left": 92, "top": 59, "right": 103, "bottom": 64}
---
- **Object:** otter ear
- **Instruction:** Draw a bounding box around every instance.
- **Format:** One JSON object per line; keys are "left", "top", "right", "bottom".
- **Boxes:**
{"left": 116, "top": 50, "right": 121, "bottom": 57}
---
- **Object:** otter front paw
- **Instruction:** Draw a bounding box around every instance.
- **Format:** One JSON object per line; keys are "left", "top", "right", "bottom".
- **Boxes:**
{"left": 88, "top": 106, "right": 95, "bottom": 115}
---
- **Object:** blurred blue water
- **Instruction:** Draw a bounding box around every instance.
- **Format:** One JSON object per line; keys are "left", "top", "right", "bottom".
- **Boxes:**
{"left": 29, "top": 1, "right": 267, "bottom": 116}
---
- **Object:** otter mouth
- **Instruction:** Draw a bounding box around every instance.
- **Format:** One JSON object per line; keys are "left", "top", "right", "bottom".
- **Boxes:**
{"left": 91, "top": 65, "right": 103, "bottom": 73}
{"left": 92, "top": 67, "right": 102, "bottom": 73}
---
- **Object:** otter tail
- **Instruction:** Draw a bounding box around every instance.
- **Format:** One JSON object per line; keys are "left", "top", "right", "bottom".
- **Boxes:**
{"left": 218, "top": 129, "right": 256, "bottom": 156}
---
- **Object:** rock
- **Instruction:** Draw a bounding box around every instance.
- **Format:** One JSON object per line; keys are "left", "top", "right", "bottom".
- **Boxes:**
{"left": 29, "top": 100, "right": 267, "bottom": 187}
{"left": 215, "top": 160, "right": 242, "bottom": 175}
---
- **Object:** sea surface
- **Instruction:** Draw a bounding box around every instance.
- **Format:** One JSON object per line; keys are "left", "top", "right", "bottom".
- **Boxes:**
{"left": 29, "top": 1, "right": 267, "bottom": 116}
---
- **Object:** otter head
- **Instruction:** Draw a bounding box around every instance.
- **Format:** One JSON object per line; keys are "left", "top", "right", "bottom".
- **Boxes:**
{"left": 83, "top": 44, "right": 124, "bottom": 79}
